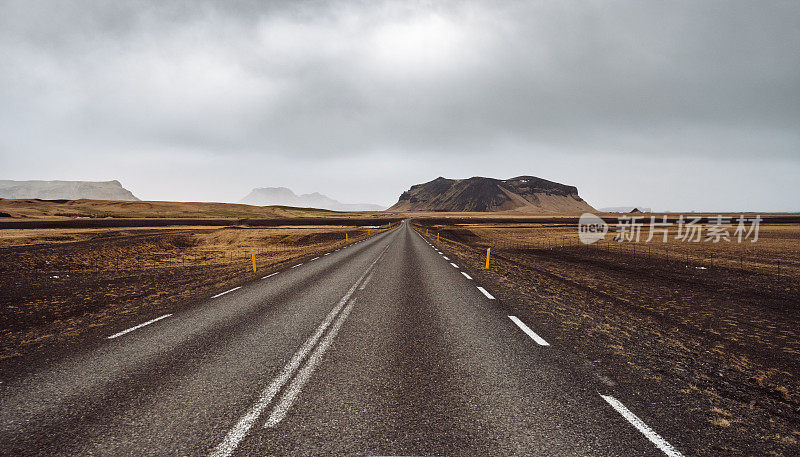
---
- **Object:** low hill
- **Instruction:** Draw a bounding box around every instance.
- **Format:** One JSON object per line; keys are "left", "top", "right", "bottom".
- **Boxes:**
{"left": 0, "top": 180, "right": 139, "bottom": 201}
{"left": 240, "top": 187, "right": 384, "bottom": 211}
{"left": 388, "top": 176, "right": 594, "bottom": 213}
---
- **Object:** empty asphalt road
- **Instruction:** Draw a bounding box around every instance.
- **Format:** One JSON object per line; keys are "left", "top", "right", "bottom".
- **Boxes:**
{"left": 0, "top": 221, "right": 685, "bottom": 456}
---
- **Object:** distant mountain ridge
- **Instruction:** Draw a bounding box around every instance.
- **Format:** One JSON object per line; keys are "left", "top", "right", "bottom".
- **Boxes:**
{"left": 0, "top": 180, "right": 139, "bottom": 201}
{"left": 239, "top": 187, "right": 384, "bottom": 211}
{"left": 388, "top": 176, "right": 594, "bottom": 213}
{"left": 598, "top": 206, "right": 653, "bottom": 213}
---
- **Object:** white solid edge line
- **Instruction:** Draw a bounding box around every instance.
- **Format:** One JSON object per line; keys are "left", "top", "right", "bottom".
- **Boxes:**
{"left": 107, "top": 314, "right": 172, "bottom": 339}
{"left": 600, "top": 395, "right": 684, "bottom": 457}
{"left": 450, "top": 262, "right": 459, "bottom": 268}
{"left": 477, "top": 286, "right": 495, "bottom": 299}
{"left": 212, "top": 286, "right": 241, "bottom": 299}
{"left": 310, "top": 257, "right": 319, "bottom": 261}
{"left": 324, "top": 253, "right": 330, "bottom": 255}
{"left": 461, "top": 272, "right": 472, "bottom": 280}
{"left": 291, "top": 263, "right": 303, "bottom": 268}
{"left": 508, "top": 315, "right": 550, "bottom": 346}
{"left": 262, "top": 272, "right": 279, "bottom": 279}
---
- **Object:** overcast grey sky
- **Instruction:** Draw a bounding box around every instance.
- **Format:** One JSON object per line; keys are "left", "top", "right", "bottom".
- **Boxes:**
{"left": 1, "top": 0, "right": 798, "bottom": 211}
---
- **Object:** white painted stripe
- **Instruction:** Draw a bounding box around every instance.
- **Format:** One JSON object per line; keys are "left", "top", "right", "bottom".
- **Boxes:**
{"left": 210, "top": 243, "right": 390, "bottom": 457}
{"left": 324, "top": 252, "right": 330, "bottom": 256}
{"left": 264, "top": 298, "right": 356, "bottom": 428}
{"left": 600, "top": 395, "right": 684, "bottom": 457}
{"left": 209, "top": 298, "right": 348, "bottom": 457}
{"left": 261, "top": 272, "right": 278, "bottom": 279}
{"left": 212, "top": 286, "right": 241, "bottom": 299}
{"left": 359, "top": 269, "right": 376, "bottom": 290}
{"left": 107, "top": 314, "right": 172, "bottom": 339}
{"left": 450, "top": 262, "right": 459, "bottom": 268}
{"left": 461, "top": 272, "right": 472, "bottom": 280}
{"left": 508, "top": 315, "right": 550, "bottom": 346}
{"left": 477, "top": 286, "right": 495, "bottom": 299}
{"left": 291, "top": 263, "right": 303, "bottom": 268}
{"left": 442, "top": 256, "right": 450, "bottom": 260}
{"left": 310, "top": 256, "right": 319, "bottom": 261}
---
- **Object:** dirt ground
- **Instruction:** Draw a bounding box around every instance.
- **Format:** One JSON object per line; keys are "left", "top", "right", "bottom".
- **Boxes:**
{"left": 416, "top": 221, "right": 800, "bottom": 456}
{"left": 0, "top": 225, "right": 383, "bottom": 363}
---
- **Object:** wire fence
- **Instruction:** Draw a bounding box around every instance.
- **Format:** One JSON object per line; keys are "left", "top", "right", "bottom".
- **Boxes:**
{"left": 414, "top": 224, "right": 799, "bottom": 287}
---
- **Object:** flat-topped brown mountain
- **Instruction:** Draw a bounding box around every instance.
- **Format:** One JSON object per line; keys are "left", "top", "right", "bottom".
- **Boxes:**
{"left": 388, "top": 176, "right": 594, "bottom": 213}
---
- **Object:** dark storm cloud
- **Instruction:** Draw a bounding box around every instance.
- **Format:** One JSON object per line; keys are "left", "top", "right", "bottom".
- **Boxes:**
{"left": 1, "top": 0, "right": 798, "bottom": 209}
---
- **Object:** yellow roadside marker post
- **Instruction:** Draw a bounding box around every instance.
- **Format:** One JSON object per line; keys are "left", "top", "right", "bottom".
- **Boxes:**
{"left": 437, "top": 232, "right": 439, "bottom": 242}
{"left": 251, "top": 250, "right": 257, "bottom": 272}
{"left": 346, "top": 233, "right": 349, "bottom": 242}
{"left": 485, "top": 248, "right": 491, "bottom": 269}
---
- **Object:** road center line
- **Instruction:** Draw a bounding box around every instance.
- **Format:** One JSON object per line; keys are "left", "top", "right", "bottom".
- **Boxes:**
{"left": 210, "top": 242, "right": 390, "bottom": 457}
{"left": 359, "top": 269, "right": 376, "bottom": 290}
{"left": 600, "top": 395, "right": 684, "bottom": 457}
{"left": 477, "top": 286, "right": 495, "bottom": 299}
{"left": 212, "top": 287, "right": 241, "bottom": 299}
{"left": 461, "top": 272, "right": 472, "bottom": 280}
{"left": 107, "top": 314, "right": 172, "bottom": 339}
{"left": 508, "top": 315, "right": 550, "bottom": 346}
{"left": 264, "top": 297, "right": 356, "bottom": 428}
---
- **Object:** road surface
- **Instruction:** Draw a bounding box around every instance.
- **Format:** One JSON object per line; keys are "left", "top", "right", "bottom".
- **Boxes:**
{"left": 0, "top": 221, "right": 685, "bottom": 456}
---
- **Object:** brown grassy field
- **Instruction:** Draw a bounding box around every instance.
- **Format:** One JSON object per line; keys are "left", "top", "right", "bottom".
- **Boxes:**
{"left": 0, "top": 224, "right": 387, "bottom": 362}
{"left": 0, "top": 197, "right": 355, "bottom": 219}
{"left": 415, "top": 218, "right": 800, "bottom": 456}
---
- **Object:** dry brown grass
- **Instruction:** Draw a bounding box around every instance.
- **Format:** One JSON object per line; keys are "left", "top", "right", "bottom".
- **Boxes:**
{"left": 0, "top": 224, "right": 390, "bottom": 362}
{"left": 0, "top": 198, "right": 362, "bottom": 219}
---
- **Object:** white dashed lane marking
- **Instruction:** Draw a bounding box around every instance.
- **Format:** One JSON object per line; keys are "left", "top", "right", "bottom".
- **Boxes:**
{"left": 508, "top": 315, "right": 550, "bottom": 346}
{"left": 461, "top": 272, "right": 472, "bottom": 280}
{"left": 600, "top": 395, "right": 685, "bottom": 457}
{"left": 107, "top": 314, "right": 172, "bottom": 339}
{"left": 212, "top": 287, "right": 241, "bottom": 298}
{"left": 477, "top": 286, "right": 495, "bottom": 299}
